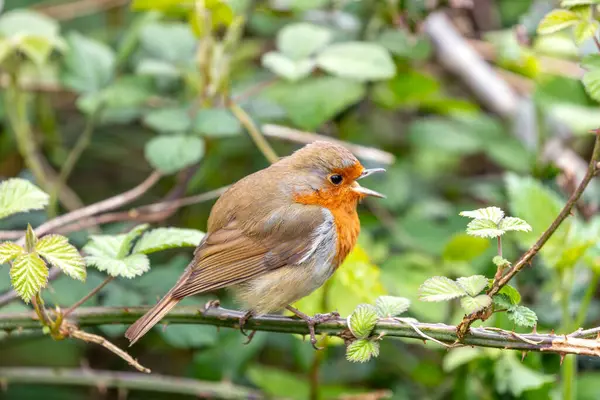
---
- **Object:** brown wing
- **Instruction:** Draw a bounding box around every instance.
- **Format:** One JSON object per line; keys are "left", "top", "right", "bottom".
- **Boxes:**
{"left": 171, "top": 205, "right": 327, "bottom": 299}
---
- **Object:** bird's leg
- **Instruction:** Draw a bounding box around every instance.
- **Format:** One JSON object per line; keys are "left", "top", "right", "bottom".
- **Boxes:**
{"left": 238, "top": 310, "right": 253, "bottom": 337}
{"left": 285, "top": 305, "right": 340, "bottom": 350}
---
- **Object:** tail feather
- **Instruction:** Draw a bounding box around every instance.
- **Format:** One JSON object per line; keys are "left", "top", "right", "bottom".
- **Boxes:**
{"left": 125, "top": 294, "right": 180, "bottom": 345}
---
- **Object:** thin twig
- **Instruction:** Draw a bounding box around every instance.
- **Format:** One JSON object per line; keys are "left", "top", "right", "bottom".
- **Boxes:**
{"left": 230, "top": 102, "right": 279, "bottom": 164}
{"left": 63, "top": 277, "right": 114, "bottom": 318}
{"left": 0, "top": 367, "right": 260, "bottom": 398}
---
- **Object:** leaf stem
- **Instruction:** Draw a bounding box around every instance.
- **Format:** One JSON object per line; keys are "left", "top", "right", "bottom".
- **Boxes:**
{"left": 63, "top": 276, "right": 114, "bottom": 318}
{"left": 229, "top": 102, "right": 279, "bottom": 164}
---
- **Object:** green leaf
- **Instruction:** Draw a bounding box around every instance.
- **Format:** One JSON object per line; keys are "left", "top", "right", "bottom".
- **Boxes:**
{"left": 18, "top": 36, "right": 54, "bottom": 65}
{"left": 442, "top": 234, "right": 490, "bottom": 262}
{"left": 574, "top": 20, "right": 599, "bottom": 44}
{"left": 62, "top": 32, "right": 116, "bottom": 94}
{"left": 140, "top": 22, "right": 196, "bottom": 64}
{"left": 193, "top": 108, "right": 242, "bottom": 137}
{"left": 562, "top": 0, "right": 600, "bottom": 6}
{"left": 507, "top": 305, "right": 538, "bottom": 327}
{"left": 375, "top": 296, "right": 410, "bottom": 317}
{"left": 25, "top": 224, "right": 37, "bottom": 253}
{"left": 346, "top": 339, "right": 380, "bottom": 363}
{"left": 0, "top": 242, "right": 24, "bottom": 264}
{"left": 498, "top": 217, "right": 532, "bottom": 233}
{"left": 377, "top": 29, "right": 432, "bottom": 61}
{"left": 460, "top": 294, "right": 492, "bottom": 314}
{"left": 261, "top": 52, "right": 315, "bottom": 81}
{"left": 277, "top": 22, "right": 332, "bottom": 60}
{"left": 460, "top": 206, "right": 505, "bottom": 224}
{"left": 133, "top": 228, "right": 205, "bottom": 254}
{"left": 145, "top": 135, "right": 205, "bottom": 174}
{"left": 419, "top": 276, "right": 467, "bottom": 302}
{"left": 142, "top": 108, "right": 192, "bottom": 133}
{"left": 581, "top": 54, "right": 600, "bottom": 69}
{"left": 347, "top": 304, "right": 378, "bottom": 339}
{"left": 136, "top": 58, "right": 181, "bottom": 78}
{"left": 0, "top": 178, "right": 49, "bottom": 219}
{"left": 372, "top": 70, "right": 441, "bottom": 109}
{"left": 492, "top": 256, "right": 510, "bottom": 268}
{"left": 498, "top": 285, "right": 522, "bottom": 305}
{"left": 265, "top": 77, "right": 365, "bottom": 131}
{"left": 537, "top": 10, "right": 580, "bottom": 35}
{"left": 316, "top": 42, "right": 395, "bottom": 81}
{"left": 456, "top": 275, "right": 488, "bottom": 297}
{"left": 466, "top": 219, "right": 504, "bottom": 238}
{"left": 443, "top": 347, "right": 484, "bottom": 371}
{"left": 10, "top": 252, "right": 48, "bottom": 303}
{"left": 83, "top": 234, "right": 124, "bottom": 259}
{"left": 86, "top": 253, "right": 150, "bottom": 278}
{"left": 495, "top": 354, "right": 554, "bottom": 396}
{"left": 116, "top": 224, "right": 150, "bottom": 259}
{"left": 582, "top": 70, "right": 600, "bottom": 102}
{"left": 0, "top": 10, "right": 59, "bottom": 37}
{"left": 35, "top": 235, "right": 85, "bottom": 281}
{"left": 493, "top": 294, "right": 513, "bottom": 310}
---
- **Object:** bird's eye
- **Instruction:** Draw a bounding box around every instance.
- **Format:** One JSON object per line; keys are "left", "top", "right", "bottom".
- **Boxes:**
{"left": 329, "top": 174, "right": 343, "bottom": 185}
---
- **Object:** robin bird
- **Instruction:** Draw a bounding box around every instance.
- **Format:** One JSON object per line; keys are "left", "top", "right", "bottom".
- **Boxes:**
{"left": 125, "top": 141, "right": 385, "bottom": 348}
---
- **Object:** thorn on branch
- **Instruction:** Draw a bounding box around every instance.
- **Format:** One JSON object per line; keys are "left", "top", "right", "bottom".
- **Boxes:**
{"left": 560, "top": 353, "right": 566, "bottom": 365}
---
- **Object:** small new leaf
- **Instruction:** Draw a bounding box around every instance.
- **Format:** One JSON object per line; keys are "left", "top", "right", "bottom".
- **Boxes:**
{"left": 25, "top": 224, "right": 37, "bottom": 253}
{"left": 466, "top": 219, "right": 505, "bottom": 238}
{"left": 0, "top": 178, "right": 49, "bottom": 219}
{"left": 457, "top": 275, "right": 488, "bottom": 297}
{"left": 460, "top": 207, "right": 505, "bottom": 224}
{"left": 35, "top": 235, "right": 86, "bottom": 281}
{"left": 499, "top": 217, "right": 532, "bottom": 233}
{"left": 498, "top": 285, "right": 522, "bottom": 305}
{"left": 85, "top": 253, "right": 150, "bottom": 279}
{"left": 0, "top": 242, "right": 24, "bottom": 264}
{"left": 375, "top": 296, "right": 410, "bottom": 318}
{"left": 460, "top": 294, "right": 492, "bottom": 314}
{"left": 508, "top": 305, "right": 538, "bottom": 327}
{"left": 347, "top": 304, "right": 379, "bottom": 339}
{"left": 346, "top": 339, "right": 380, "bottom": 363}
{"left": 10, "top": 253, "right": 48, "bottom": 302}
{"left": 493, "top": 256, "right": 510, "bottom": 268}
{"left": 574, "top": 20, "right": 599, "bottom": 44}
{"left": 493, "top": 294, "right": 513, "bottom": 310}
{"left": 419, "top": 276, "right": 467, "bottom": 302}
{"left": 537, "top": 9, "right": 580, "bottom": 35}
{"left": 132, "top": 228, "right": 205, "bottom": 254}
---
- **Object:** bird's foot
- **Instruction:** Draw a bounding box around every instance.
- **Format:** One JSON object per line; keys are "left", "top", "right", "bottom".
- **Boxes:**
{"left": 203, "top": 299, "right": 221, "bottom": 311}
{"left": 285, "top": 305, "right": 340, "bottom": 350}
{"left": 239, "top": 310, "right": 253, "bottom": 337}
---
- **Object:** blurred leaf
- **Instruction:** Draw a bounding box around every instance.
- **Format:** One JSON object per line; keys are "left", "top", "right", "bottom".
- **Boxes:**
{"left": 276, "top": 22, "right": 332, "bottom": 60}
{"left": 86, "top": 253, "right": 150, "bottom": 278}
{"left": 261, "top": 52, "right": 315, "bottom": 81}
{"left": 145, "top": 134, "right": 205, "bottom": 174}
{"left": 466, "top": 219, "right": 504, "bottom": 239}
{"left": 492, "top": 256, "right": 510, "bottom": 268}
{"left": 582, "top": 67, "right": 600, "bottom": 103}
{"left": 247, "top": 366, "right": 309, "bottom": 400}
{"left": 494, "top": 353, "right": 553, "bottom": 396}
{"left": 376, "top": 29, "right": 432, "bottom": 60}
{"left": 442, "top": 234, "right": 490, "bottom": 262}
{"left": 143, "top": 108, "right": 192, "bottom": 133}
{"left": 419, "top": 276, "right": 466, "bottom": 302}
{"left": 140, "top": 22, "right": 196, "bottom": 64}
{"left": 193, "top": 108, "right": 243, "bottom": 137}
{"left": 561, "top": 0, "right": 600, "bottom": 5}
{"left": 346, "top": 339, "right": 380, "bottom": 363}
{"left": 574, "top": 20, "right": 599, "bottom": 44}
{"left": 408, "top": 118, "right": 482, "bottom": 155}
{"left": 19, "top": 36, "right": 54, "bottom": 65}
{"left": 136, "top": 58, "right": 181, "bottom": 77}
{"left": 0, "top": 10, "right": 58, "bottom": 37}
{"left": 456, "top": 275, "right": 488, "bottom": 297}
{"left": 460, "top": 294, "right": 492, "bottom": 314}
{"left": 189, "top": 0, "right": 234, "bottom": 37}
{"left": 316, "top": 42, "right": 395, "bottom": 81}
{"left": 550, "top": 103, "right": 600, "bottom": 134}
{"left": 507, "top": 305, "right": 538, "bottom": 327}
{"left": 537, "top": 9, "right": 580, "bottom": 34}
{"left": 62, "top": 32, "right": 115, "bottom": 94}
{"left": 460, "top": 207, "right": 505, "bottom": 224}
{"left": 499, "top": 217, "right": 532, "bottom": 233}
{"left": 347, "top": 304, "right": 378, "bottom": 339}
{"left": 375, "top": 296, "right": 410, "bottom": 317}
{"left": 36, "top": 235, "right": 85, "bottom": 281}
{"left": 0, "top": 242, "right": 24, "bottom": 264}
{"left": 0, "top": 178, "right": 49, "bottom": 219}
{"left": 265, "top": 77, "right": 365, "bottom": 130}
{"left": 133, "top": 228, "right": 205, "bottom": 254}
{"left": 10, "top": 252, "right": 48, "bottom": 303}
{"left": 372, "top": 71, "right": 440, "bottom": 109}
{"left": 443, "top": 347, "right": 484, "bottom": 371}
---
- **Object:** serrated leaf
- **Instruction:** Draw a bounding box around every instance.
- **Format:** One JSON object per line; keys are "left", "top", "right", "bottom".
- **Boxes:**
{"left": 145, "top": 134, "right": 205, "bottom": 174}
{"left": 116, "top": 224, "right": 150, "bottom": 259}
{"left": 347, "top": 304, "right": 378, "bottom": 339}
{"left": 493, "top": 256, "right": 510, "bottom": 268}
{"left": 132, "top": 228, "right": 205, "bottom": 254}
{"left": 493, "top": 294, "right": 513, "bottom": 310}
{"left": 85, "top": 253, "right": 150, "bottom": 278}
{"left": 537, "top": 10, "right": 580, "bottom": 35}
{"left": 375, "top": 296, "right": 410, "bottom": 317}
{"left": 419, "top": 276, "right": 467, "bottom": 302}
{"left": 0, "top": 242, "right": 24, "bottom": 264}
{"left": 459, "top": 207, "right": 505, "bottom": 224}
{"left": 498, "top": 285, "right": 522, "bottom": 305}
{"left": 583, "top": 70, "right": 600, "bottom": 102}
{"left": 35, "top": 235, "right": 85, "bottom": 281}
{"left": 508, "top": 305, "right": 538, "bottom": 327}
{"left": 456, "top": 275, "right": 488, "bottom": 297}
{"left": 10, "top": 252, "right": 48, "bottom": 302}
{"left": 460, "top": 294, "right": 492, "bottom": 314}
{"left": 83, "top": 234, "right": 124, "bottom": 259}
{"left": 498, "top": 217, "right": 532, "bottom": 233}
{"left": 346, "top": 339, "right": 380, "bottom": 363}
{"left": 466, "top": 219, "right": 504, "bottom": 238}
{"left": 581, "top": 54, "right": 600, "bottom": 69}
{"left": 0, "top": 178, "right": 49, "bottom": 219}
{"left": 574, "top": 20, "right": 599, "bottom": 44}
{"left": 316, "top": 42, "right": 395, "bottom": 81}
{"left": 277, "top": 22, "right": 332, "bottom": 60}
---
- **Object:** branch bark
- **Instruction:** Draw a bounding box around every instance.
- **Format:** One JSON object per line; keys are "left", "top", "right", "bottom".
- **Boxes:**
{"left": 2, "top": 306, "right": 600, "bottom": 358}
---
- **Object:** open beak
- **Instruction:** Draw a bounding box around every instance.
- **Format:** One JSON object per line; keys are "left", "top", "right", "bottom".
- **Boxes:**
{"left": 352, "top": 168, "right": 386, "bottom": 198}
